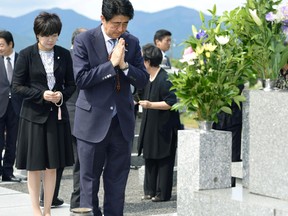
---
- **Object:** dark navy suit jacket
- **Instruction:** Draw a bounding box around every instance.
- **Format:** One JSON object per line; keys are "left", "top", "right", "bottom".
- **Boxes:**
{"left": 72, "top": 25, "right": 149, "bottom": 143}
{"left": 0, "top": 54, "right": 22, "bottom": 117}
{"left": 12, "top": 44, "right": 76, "bottom": 124}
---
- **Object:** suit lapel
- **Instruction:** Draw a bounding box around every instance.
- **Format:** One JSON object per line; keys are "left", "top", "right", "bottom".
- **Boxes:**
{"left": 53, "top": 46, "right": 61, "bottom": 72}
{"left": 92, "top": 26, "right": 110, "bottom": 62}
{"left": 0, "top": 56, "right": 9, "bottom": 83}
{"left": 31, "top": 44, "right": 47, "bottom": 76}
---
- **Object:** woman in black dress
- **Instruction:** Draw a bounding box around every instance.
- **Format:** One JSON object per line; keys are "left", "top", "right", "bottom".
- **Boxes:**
{"left": 138, "top": 44, "right": 181, "bottom": 202}
{"left": 12, "top": 12, "right": 75, "bottom": 216}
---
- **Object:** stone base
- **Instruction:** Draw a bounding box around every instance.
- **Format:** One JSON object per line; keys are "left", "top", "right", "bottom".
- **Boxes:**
{"left": 180, "top": 181, "right": 288, "bottom": 216}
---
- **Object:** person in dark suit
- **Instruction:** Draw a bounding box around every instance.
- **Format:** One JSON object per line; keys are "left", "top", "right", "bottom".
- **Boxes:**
{"left": 72, "top": 0, "right": 149, "bottom": 215}
{"left": 68, "top": 27, "right": 87, "bottom": 211}
{"left": 138, "top": 44, "right": 180, "bottom": 202}
{"left": 154, "top": 29, "right": 172, "bottom": 69}
{"left": 12, "top": 12, "right": 75, "bottom": 216}
{"left": 0, "top": 30, "right": 22, "bottom": 182}
{"left": 212, "top": 84, "right": 244, "bottom": 187}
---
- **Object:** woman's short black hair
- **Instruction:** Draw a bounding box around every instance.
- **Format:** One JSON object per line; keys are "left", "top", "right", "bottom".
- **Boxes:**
{"left": 102, "top": 0, "right": 134, "bottom": 21}
{"left": 142, "top": 43, "right": 163, "bottom": 67}
{"left": 33, "top": 12, "right": 62, "bottom": 38}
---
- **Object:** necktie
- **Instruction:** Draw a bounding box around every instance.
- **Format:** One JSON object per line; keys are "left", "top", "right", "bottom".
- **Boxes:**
{"left": 108, "top": 39, "right": 117, "bottom": 54}
{"left": 6, "top": 57, "right": 13, "bottom": 84}
{"left": 107, "top": 39, "right": 121, "bottom": 92}
{"left": 165, "top": 55, "right": 171, "bottom": 68}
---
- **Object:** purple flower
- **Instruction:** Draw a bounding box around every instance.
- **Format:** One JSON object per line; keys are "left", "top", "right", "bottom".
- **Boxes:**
{"left": 282, "top": 25, "right": 288, "bottom": 35}
{"left": 265, "top": 12, "right": 275, "bottom": 22}
{"left": 280, "top": 5, "right": 288, "bottom": 17}
{"left": 196, "top": 30, "right": 208, "bottom": 40}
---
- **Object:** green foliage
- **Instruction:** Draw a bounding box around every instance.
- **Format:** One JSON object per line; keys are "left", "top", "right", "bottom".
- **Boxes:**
{"left": 222, "top": 0, "right": 288, "bottom": 80}
{"left": 169, "top": 6, "right": 249, "bottom": 122}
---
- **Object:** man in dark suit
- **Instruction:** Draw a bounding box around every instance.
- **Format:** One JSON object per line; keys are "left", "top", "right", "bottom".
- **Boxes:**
{"left": 68, "top": 27, "right": 87, "bottom": 210}
{"left": 154, "top": 29, "right": 172, "bottom": 69}
{"left": 72, "top": 0, "right": 149, "bottom": 215}
{"left": 0, "top": 30, "right": 22, "bottom": 182}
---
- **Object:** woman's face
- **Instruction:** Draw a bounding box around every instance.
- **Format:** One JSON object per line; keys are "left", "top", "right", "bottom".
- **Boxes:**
{"left": 37, "top": 33, "right": 58, "bottom": 51}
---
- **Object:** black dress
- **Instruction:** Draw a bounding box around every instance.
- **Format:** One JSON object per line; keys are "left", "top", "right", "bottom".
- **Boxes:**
{"left": 138, "top": 69, "right": 180, "bottom": 159}
{"left": 13, "top": 44, "right": 75, "bottom": 171}
{"left": 137, "top": 68, "right": 181, "bottom": 201}
{"left": 16, "top": 107, "right": 74, "bottom": 170}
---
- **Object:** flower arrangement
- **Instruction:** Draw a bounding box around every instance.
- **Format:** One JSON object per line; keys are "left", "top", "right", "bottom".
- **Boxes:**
{"left": 169, "top": 6, "right": 248, "bottom": 122}
{"left": 222, "top": 0, "right": 288, "bottom": 81}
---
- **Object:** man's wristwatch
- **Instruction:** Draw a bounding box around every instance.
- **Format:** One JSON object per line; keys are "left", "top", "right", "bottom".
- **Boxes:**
{"left": 121, "top": 62, "right": 129, "bottom": 71}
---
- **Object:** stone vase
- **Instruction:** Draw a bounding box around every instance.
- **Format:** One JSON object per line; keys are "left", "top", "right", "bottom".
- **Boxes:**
{"left": 198, "top": 121, "right": 213, "bottom": 131}
{"left": 263, "top": 78, "right": 276, "bottom": 91}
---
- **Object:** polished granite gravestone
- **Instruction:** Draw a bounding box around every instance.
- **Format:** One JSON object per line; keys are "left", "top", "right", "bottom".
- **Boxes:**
{"left": 176, "top": 89, "right": 288, "bottom": 216}
{"left": 243, "top": 90, "right": 288, "bottom": 200}
{"left": 177, "top": 129, "right": 231, "bottom": 216}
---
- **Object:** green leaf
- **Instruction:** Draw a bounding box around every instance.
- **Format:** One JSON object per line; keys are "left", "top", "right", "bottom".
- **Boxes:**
{"left": 220, "top": 106, "right": 232, "bottom": 114}
{"left": 199, "top": 11, "right": 205, "bottom": 23}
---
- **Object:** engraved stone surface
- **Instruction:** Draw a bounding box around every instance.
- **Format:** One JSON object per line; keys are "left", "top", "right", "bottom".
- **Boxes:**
{"left": 177, "top": 129, "right": 232, "bottom": 215}
{"left": 245, "top": 90, "right": 288, "bottom": 199}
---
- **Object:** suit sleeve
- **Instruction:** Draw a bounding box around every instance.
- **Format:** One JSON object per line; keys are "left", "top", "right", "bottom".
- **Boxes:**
{"left": 12, "top": 49, "right": 46, "bottom": 105}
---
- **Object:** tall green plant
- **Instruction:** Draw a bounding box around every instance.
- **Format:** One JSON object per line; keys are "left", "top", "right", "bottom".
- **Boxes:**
{"left": 169, "top": 6, "right": 248, "bottom": 122}
{"left": 221, "top": 0, "right": 288, "bottom": 81}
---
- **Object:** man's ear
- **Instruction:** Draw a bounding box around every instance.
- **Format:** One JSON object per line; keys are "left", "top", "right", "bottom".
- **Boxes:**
{"left": 100, "top": 15, "right": 105, "bottom": 23}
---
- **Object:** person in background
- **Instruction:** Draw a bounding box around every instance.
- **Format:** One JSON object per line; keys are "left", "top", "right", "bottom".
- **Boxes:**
{"left": 12, "top": 12, "right": 75, "bottom": 216}
{"left": 138, "top": 43, "right": 181, "bottom": 202}
{"left": 154, "top": 29, "right": 172, "bottom": 69}
{"left": 72, "top": 0, "right": 149, "bottom": 215}
{"left": 0, "top": 30, "right": 22, "bottom": 182}
{"left": 68, "top": 27, "right": 87, "bottom": 211}
{"left": 212, "top": 84, "right": 244, "bottom": 187}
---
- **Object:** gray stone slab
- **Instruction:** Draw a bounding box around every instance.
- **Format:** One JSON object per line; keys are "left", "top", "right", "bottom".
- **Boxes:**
{"left": 231, "top": 162, "right": 242, "bottom": 179}
{"left": 177, "top": 129, "right": 232, "bottom": 215}
{"left": 244, "top": 90, "right": 288, "bottom": 200}
{"left": 184, "top": 183, "right": 288, "bottom": 216}
{"left": 178, "top": 129, "right": 232, "bottom": 190}
{"left": 242, "top": 90, "right": 250, "bottom": 188}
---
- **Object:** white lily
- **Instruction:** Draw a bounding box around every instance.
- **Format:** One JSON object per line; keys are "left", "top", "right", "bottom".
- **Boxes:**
{"left": 215, "top": 35, "right": 230, "bottom": 45}
{"left": 249, "top": 9, "right": 263, "bottom": 26}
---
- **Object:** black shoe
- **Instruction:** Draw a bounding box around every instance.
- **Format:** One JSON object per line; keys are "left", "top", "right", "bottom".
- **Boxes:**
{"left": 40, "top": 197, "right": 64, "bottom": 207}
{"left": 152, "top": 195, "right": 169, "bottom": 202}
{"left": 141, "top": 195, "right": 152, "bottom": 200}
{"left": 2, "top": 175, "right": 22, "bottom": 182}
{"left": 52, "top": 197, "right": 64, "bottom": 207}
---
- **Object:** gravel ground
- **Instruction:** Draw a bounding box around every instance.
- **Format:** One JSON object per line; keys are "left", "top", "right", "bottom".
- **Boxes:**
{"left": 1, "top": 166, "right": 177, "bottom": 216}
